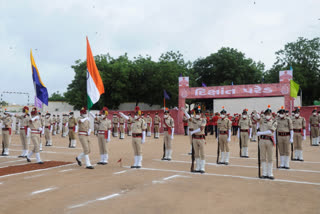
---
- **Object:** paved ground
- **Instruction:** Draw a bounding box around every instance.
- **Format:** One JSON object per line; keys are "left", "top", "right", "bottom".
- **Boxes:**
{"left": 0, "top": 133, "right": 319, "bottom": 214}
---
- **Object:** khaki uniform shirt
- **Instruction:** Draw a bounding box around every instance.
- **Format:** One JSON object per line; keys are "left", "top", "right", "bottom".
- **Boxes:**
{"left": 62, "top": 116, "right": 68, "bottom": 125}
{"left": 191, "top": 118, "right": 206, "bottom": 136}
{"left": 276, "top": 117, "right": 293, "bottom": 132}
{"left": 19, "top": 115, "right": 30, "bottom": 128}
{"left": 163, "top": 116, "right": 174, "bottom": 129}
{"left": 29, "top": 116, "right": 41, "bottom": 130}
{"left": 45, "top": 117, "right": 52, "bottom": 126}
{"left": 238, "top": 117, "right": 252, "bottom": 129}
{"left": 260, "top": 118, "right": 277, "bottom": 135}
{"left": 154, "top": 115, "right": 161, "bottom": 125}
{"left": 217, "top": 118, "right": 231, "bottom": 131}
{"left": 292, "top": 116, "right": 306, "bottom": 130}
{"left": 119, "top": 117, "right": 125, "bottom": 125}
{"left": 131, "top": 118, "right": 146, "bottom": 133}
{"left": 77, "top": 117, "right": 90, "bottom": 132}
{"left": 112, "top": 116, "right": 119, "bottom": 124}
{"left": 251, "top": 114, "right": 260, "bottom": 125}
{"left": 309, "top": 115, "right": 319, "bottom": 125}
{"left": 2, "top": 116, "right": 13, "bottom": 128}
{"left": 146, "top": 116, "right": 152, "bottom": 125}
{"left": 68, "top": 117, "right": 77, "bottom": 128}
{"left": 98, "top": 117, "right": 112, "bottom": 131}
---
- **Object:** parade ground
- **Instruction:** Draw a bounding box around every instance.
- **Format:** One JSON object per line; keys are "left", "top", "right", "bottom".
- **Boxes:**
{"left": 0, "top": 134, "right": 319, "bottom": 214}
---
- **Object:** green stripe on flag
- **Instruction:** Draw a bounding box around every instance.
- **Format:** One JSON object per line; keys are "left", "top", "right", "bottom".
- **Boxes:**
{"left": 87, "top": 95, "right": 93, "bottom": 110}
{"left": 290, "top": 80, "right": 300, "bottom": 98}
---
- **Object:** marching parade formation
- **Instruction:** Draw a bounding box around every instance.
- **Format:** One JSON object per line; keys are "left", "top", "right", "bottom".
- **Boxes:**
{"left": 0, "top": 103, "right": 318, "bottom": 180}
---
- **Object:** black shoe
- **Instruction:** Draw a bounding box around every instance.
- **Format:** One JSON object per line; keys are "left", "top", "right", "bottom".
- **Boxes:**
{"left": 267, "top": 176, "right": 274, "bottom": 180}
{"left": 161, "top": 157, "right": 167, "bottom": 161}
{"left": 136, "top": 166, "right": 141, "bottom": 169}
{"left": 200, "top": 170, "right": 205, "bottom": 174}
{"left": 188, "top": 152, "right": 192, "bottom": 155}
{"left": 131, "top": 166, "right": 137, "bottom": 168}
{"left": 284, "top": 167, "right": 290, "bottom": 169}
{"left": 260, "top": 176, "right": 268, "bottom": 179}
{"left": 101, "top": 162, "right": 108, "bottom": 165}
{"left": 37, "top": 162, "right": 44, "bottom": 164}
{"left": 97, "top": 162, "right": 103, "bottom": 165}
{"left": 86, "top": 166, "right": 94, "bottom": 169}
{"left": 18, "top": 155, "right": 24, "bottom": 158}
{"left": 76, "top": 157, "right": 82, "bottom": 166}
{"left": 224, "top": 162, "right": 229, "bottom": 165}
{"left": 167, "top": 158, "right": 172, "bottom": 161}
{"left": 2, "top": 154, "right": 8, "bottom": 156}
{"left": 244, "top": 156, "right": 249, "bottom": 158}
{"left": 26, "top": 157, "right": 31, "bottom": 162}
{"left": 299, "top": 159, "right": 304, "bottom": 162}
{"left": 217, "top": 162, "right": 225, "bottom": 165}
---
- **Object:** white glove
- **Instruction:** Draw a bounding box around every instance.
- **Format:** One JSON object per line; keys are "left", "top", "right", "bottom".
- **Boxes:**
{"left": 249, "top": 128, "right": 252, "bottom": 139}
{"left": 171, "top": 128, "right": 174, "bottom": 140}
{"left": 227, "top": 129, "right": 231, "bottom": 142}
{"left": 41, "top": 126, "right": 45, "bottom": 135}
{"left": 27, "top": 128, "right": 31, "bottom": 137}
{"left": 237, "top": 128, "right": 240, "bottom": 139}
{"left": 142, "top": 131, "right": 146, "bottom": 144}
{"left": 257, "top": 130, "right": 272, "bottom": 136}
{"left": 50, "top": 125, "right": 53, "bottom": 132}
{"left": 303, "top": 129, "right": 306, "bottom": 140}
{"left": 308, "top": 124, "right": 310, "bottom": 131}
{"left": 290, "top": 130, "right": 294, "bottom": 143}
{"left": 118, "top": 123, "right": 120, "bottom": 128}
{"left": 107, "top": 130, "right": 111, "bottom": 142}
{"left": 75, "top": 125, "right": 78, "bottom": 133}
{"left": 274, "top": 131, "right": 277, "bottom": 145}
{"left": 80, "top": 117, "right": 88, "bottom": 123}
{"left": 87, "top": 129, "right": 91, "bottom": 136}
{"left": 31, "top": 116, "right": 39, "bottom": 121}
{"left": 183, "top": 109, "right": 191, "bottom": 119}
{"left": 65, "top": 122, "right": 68, "bottom": 127}
{"left": 191, "top": 128, "right": 201, "bottom": 136}
{"left": 89, "top": 112, "right": 95, "bottom": 118}
{"left": 159, "top": 123, "right": 161, "bottom": 128}
{"left": 119, "top": 112, "right": 129, "bottom": 120}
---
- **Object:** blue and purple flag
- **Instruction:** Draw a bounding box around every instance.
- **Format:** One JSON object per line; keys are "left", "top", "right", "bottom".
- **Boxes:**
{"left": 202, "top": 82, "right": 207, "bottom": 87}
{"left": 164, "top": 89, "right": 171, "bottom": 100}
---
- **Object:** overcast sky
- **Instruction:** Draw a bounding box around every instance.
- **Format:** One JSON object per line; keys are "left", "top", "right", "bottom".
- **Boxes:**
{"left": 0, "top": 0, "right": 319, "bottom": 105}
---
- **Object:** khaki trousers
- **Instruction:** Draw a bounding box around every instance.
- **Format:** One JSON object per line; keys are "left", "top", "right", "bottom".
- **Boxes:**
{"left": 193, "top": 138, "right": 205, "bottom": 160}
{"left": 132, "top": 137, "right": 142, "bottom": 156}
{"left": 69, "top": 129, "right": 76, "bottom": 140}
{"left": 147, "top": 125, "right": 151, "bottom": 133}
{"left": 45, "top": 128, "right": 52, "bottom": 141}
{"left": 120, "top": 125, "right": 124, "bottom": 133}
{"left": 79, "top": 135, "right": 91, "bottom": 155}
{"left": 154, "top": 125, "right": 159, "bottom": 133}
{"left": 277, "top": 135, "right": 290, "bottom": 156}
{"left": 62, "top": 126, "right": 68, "bottom": 134}
{"left": 31, "top": 133, "right": 40, "bottom": 153}
{"left": 259, "top": 139, "right": 273, "bottom": 163}
{"left": 2, "top": 130, "right": 11, "bottom": 149}
{"left": 293, "top": 132, "right": 303, "bottom": 150}
{"left": 113, "top": 124, "right": 118, "bottom": 134}
{"left": 164, "top": 131, "right": 172, "bottom": 150}
{"left": 240, "top": 132, "right": 249, "bottom": 148}
{"left": 128, "top": 124, "right": 132, "bottom": 133}
{"left": 98, "top": 134, "right": 108, "bottom": 154}
{"left": 219, "top": 134, "right": 229, "bottom": 152}
{"left": 19, "top": 130, "right": 28, "bottom": 150}
{"left": 252, "top": 124, "right": 257, "bottom": 136}
{"left": 311, "top": 126, "right": 319, "bottom": 138}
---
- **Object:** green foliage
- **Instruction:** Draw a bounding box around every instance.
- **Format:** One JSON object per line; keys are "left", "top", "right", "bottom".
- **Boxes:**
{"left": 0, "top": 101, "right": 8, "bottom": 106}
{"left": 264, "top": 37, "right": 320, "bottom": 105}
{"left": 193, "top": 47, "right": 265, "bottom": 86}
{"left": 48, "top": 91, "right": 67, "bottom": 101}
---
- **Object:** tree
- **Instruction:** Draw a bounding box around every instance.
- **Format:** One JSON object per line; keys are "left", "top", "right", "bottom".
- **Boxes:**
{"left": 49, "top": 91, "right": 66, "bottom": 101}
{"left": 193, "top": 47, "right": 264, "bottom": 87}
{"left": 264, "top": 37, "right": 320, "bottom": 105}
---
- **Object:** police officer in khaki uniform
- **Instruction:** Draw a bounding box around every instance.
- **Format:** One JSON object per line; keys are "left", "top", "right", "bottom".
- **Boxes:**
{"left": 16, "top": 106, "right": 30, "bottom": 157}
{"left": 127, "top": 113, "right": 133, "bottom": 136}
{"left": 75, "top": 107, "right": 94, "bottom": 169}
{"left": 146, "top": 113, "right": 152, "bottom": 137}
{"left": 56, "top": 115, "right": 61, "bottom": 134}
{"left": 183, "top": 107, "right": 206, "bottom": 173}
{"left": 119, "top": 106, "right": 146, "bottom": 168}
{"left": 153, "top": 112, "right": 161, "bottom": 139}
{"left": 119, "top": 115, "right": 126, "bottom": 139}
{"left": 1, "top": 111, "right": 13, "bottom": 156}
{"left": 61, "top": 114, "right": 69, "bottom": 137}
{"left": 52, "top": 114, "right": 57, "bottom": 135}
{"left": 183, "top": 114, "right": 189, "bottom": 136}
{"left": 162, "top": 108, "right": 174, "bottom": 161}
{"left": 257, "top": 106, "right": 277, "bottom": 179}
{"left": 39, "top": 113, "right": 44, "bottom": 151}
{"left": 112, "top": 113, "right": 119, "bottom": 137}
{"left": 217, "top": 107, "right": 232, "bottom": 165}
{"left": 187, "top": 109, "right": 195, "bottom": 155}
{"left": 91, "top": 107, "right": 112, "bottom": 165}
{"left": 309, "top": 109, "right": 319, "bottom": 146}
{"left": 15, "top": 116, "right": 20, "bottom": 135}
{"left": 238, "top": 109, "right": 252, "bottom": 158}
{"left": 44, "top": 113, "right": 53, "bottom": 146}
{"left": 68, "top": 112, "right": 78, "bottom": 148}
{"left": 251, "top": 110, "right": 261, "bottom": 142}
{"left": 94, "top": 114, "right": 99, "bottom": 135}
{"left": 276, "top": 107, "right": 293, "bottom": 169}
{"left": 292, "top": 108, "right": 306, "bottom": 161}
{"left": 26, "top": 108, "right": 43, "bottom": 164}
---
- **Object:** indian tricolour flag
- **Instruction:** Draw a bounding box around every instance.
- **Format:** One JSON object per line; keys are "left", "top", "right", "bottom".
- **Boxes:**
{"left": 86, "top": 37, "right": 105, "bottom": 109}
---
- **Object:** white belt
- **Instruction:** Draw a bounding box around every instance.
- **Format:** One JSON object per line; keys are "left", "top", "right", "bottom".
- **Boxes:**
{"left": 98, "top": 131, "right": 106, "bottom": 134}
{"left": 79, "top": 131, "right": 87, "bottom": 136}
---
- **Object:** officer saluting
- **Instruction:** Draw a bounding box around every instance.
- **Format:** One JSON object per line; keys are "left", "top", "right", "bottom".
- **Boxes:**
{"left": 257, "top": 105, "right": 277, "bottom": 180}
{"left": 119, "top": 106, "right": 146, "bottom": 168}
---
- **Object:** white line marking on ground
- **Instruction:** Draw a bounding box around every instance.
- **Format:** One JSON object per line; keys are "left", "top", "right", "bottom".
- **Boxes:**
{"left": 31, "top": 187, "right": 57, "bottom": 195}
{"left": 68, "top": 193, "right": 121, "bottom": 209}
{"left": 0, "top": 163, "right": 76, "bottom": 179}
{"left": 10, "top": 144, "right": 81, "bottom": 150}
{"left": 8, "top": 149, "right": 78, "bottom": 155}
{"left": 0, "top": 160, "right": 37, "bottom": 169}
{"left": 24, "top": 174, "right": 45, "bottom": 179}
{"left": 124, "top": 166, "right": 320, "bottom": 186}
{"left": 113, "top": 170, "right": 128, "bottom": 174}
{"left": 0, "top": 159, "right": 29, "bottom": 165}
{"left": 182, "top": 154, "right": 320, "bottom": 164}
{"left": 59, "top": 169, "right": 75, "bottom": 173}
{"left": 156, "top": 159, "right": 320, "bottom": 174}
{"left": 0, "top": 182, "right": 3, "bottom": 185}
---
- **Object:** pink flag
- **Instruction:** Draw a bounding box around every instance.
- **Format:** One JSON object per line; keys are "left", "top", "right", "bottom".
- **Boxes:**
{"left": 35, "top": 96, "right": 43, "bottom": 108}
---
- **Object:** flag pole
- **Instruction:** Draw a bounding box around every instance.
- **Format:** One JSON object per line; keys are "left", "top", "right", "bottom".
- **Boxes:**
{"left": 164, "top": 98, "right": 166, "bottom": 111}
